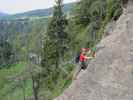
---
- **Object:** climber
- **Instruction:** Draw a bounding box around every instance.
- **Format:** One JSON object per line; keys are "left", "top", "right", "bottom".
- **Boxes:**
{"left": 73, "top": 48, "right": 95, "bottom": 80}
{"left": 79, "top": 48, "right": 94, "bottom": 69}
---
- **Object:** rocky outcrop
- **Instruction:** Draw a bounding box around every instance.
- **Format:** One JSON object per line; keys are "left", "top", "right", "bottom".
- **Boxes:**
{"left": 55, "top": 2, "right": 133, "bottom": 100}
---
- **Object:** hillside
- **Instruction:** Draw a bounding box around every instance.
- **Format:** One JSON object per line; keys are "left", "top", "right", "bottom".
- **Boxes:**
{"left": 0, "top": 17, "right": 48, "bottom": 41}
{"left": 0, "top": 2, "right": 75, "bottom": 41}
{"left": 0, "top": 2, "right": 75, "bottom": 20}
{"left": 0, "top": 12, "right": 8, "bottom": 17}
{"left": 55, "top": 1, "right": 133, "bottom": 100}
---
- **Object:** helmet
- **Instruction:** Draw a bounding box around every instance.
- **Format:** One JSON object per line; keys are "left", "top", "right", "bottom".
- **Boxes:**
{"left": 81, "top": 48, "right": 90, "bottom": 52}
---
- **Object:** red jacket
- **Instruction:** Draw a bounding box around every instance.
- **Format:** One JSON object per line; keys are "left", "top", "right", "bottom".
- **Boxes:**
{"left": 80, "top": 54, "right": 87, "bottom": 62}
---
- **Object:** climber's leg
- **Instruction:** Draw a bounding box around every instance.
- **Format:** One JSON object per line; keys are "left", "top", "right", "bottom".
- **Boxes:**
{"left": 81, "top": 61, "right": 87, "bottom": 70}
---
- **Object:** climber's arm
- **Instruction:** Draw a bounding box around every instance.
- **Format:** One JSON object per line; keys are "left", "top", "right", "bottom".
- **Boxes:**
{"left": 85, "top": 56, "right": 93, "bottom": 60}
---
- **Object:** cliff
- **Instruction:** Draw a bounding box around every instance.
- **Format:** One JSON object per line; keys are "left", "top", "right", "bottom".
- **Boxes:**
{"left": 55, "top": 1, "right": 133, "bottom": 100}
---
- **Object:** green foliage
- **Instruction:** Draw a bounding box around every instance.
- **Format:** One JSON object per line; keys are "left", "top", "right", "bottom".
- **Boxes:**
{"left": 0, "top": 62, "right": 32, "bottom": 100}
{"left": 69, "top": 0, "right": 122, "bottom": 52}
{"left": 47, "top": 0, "right": 69, "bottom": 56}
{"left": 41, "top": 0, "right": 72, "bottom": 99}
{"left": 0, "top": 17, "right": 48, "bottom": 42}
{"left": 0, "top": 40, "right": 15, "bottom": 68}
{"left": 43, "top": 0, "right": 69, "bottom": 73}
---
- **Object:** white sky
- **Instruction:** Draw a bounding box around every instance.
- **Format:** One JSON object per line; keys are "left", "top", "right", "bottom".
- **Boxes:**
{"left": 0, "top": 0, "right": 77, "bottom": 14}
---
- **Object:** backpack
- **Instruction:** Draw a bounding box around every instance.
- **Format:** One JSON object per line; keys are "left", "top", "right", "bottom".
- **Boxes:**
{"left": 75, "top": 53, "right": 80, "bottom": 63}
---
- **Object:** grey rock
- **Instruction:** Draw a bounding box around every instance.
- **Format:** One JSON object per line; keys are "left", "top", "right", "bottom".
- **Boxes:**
{"left": 55, "top": 3, "right": 133, "bottom": 100}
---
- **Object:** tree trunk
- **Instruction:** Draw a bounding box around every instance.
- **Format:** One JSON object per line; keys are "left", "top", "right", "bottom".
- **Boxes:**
{"left": 22, "top": 85, "right": 26, "bottom": 100}
{"left": 32, "top": 76, "right": 40, "bottom": 100}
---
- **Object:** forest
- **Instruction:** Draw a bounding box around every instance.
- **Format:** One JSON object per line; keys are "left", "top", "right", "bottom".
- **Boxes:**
{"left": 0, "top": 0, "right": 123, "bottom": 100}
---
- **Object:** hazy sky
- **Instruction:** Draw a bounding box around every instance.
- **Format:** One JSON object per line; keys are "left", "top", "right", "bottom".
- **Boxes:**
{"left": 0, "top": 0, "right": 77, "bottom": 14}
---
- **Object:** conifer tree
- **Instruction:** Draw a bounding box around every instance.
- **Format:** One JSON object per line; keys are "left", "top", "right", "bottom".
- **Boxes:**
{"left": 47, "top": 0, "right": 68, "bottom": 61}
{"left": 41, "top": 0, "right": 69, "bottom": 93}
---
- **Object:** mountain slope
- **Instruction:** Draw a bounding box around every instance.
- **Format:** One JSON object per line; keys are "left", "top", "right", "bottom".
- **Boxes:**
{"left": 0, "top": 2, "right": 75, "bottom": 20}
{"left": 0, "top": 12, "right": 8, "bottom": 17}
{"left": 55, "top": 1, "right": 133, "bottom": 100}
{"left": 13, "top": 2, "right": 74, "bottom": 17}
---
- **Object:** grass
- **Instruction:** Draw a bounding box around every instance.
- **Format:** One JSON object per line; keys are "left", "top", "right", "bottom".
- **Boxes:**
{"left": 0, "top": 62, "right": 33, "bottom": 100}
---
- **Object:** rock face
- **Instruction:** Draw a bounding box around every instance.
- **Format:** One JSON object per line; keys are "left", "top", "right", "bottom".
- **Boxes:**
{"left": 55, "top": 2, "right": 133, "bottom": 100}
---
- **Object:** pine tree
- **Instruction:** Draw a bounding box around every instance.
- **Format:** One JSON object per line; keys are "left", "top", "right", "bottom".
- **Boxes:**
{"left": 47, "top": 0, "right": 68, "bottom": 60}
{"left": 41, "top": 0, "right": 69, "bottom": 94}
